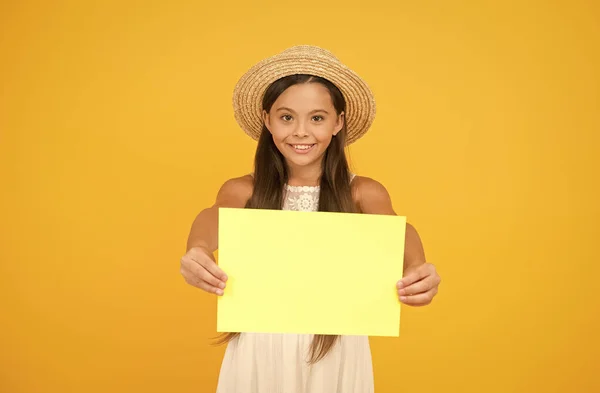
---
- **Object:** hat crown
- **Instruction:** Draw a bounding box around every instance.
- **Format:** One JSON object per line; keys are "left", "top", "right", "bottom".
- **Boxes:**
{"left": 281, "top": 45, "right": 340, "bottom": 62}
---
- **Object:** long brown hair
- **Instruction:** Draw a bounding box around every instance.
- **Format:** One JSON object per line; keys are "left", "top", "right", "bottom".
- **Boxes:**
{"left": 215, "top": 74, "right": 356, "bottom": 363}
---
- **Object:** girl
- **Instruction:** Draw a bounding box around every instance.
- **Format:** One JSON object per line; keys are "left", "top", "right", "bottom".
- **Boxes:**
{"left": 180, "top": 45, "right": 441, "bottom": 393}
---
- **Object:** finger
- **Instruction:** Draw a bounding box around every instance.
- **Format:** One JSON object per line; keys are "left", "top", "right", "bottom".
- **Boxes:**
{"left": 397, "top": 266, "right": 428, "bottom": 289}
{"left": 198, "top": 266, "right": 226, "bottom": 289}
{"left": 190, "top": 253, "right": 228, "bottom": 282}
{"left": 399, "top": 288, "right": 437, "bottom": 306}
{"left": 181, "top": 266, "right": 224, "bottom": 295}
{"left": 198, "top": 280, "right": 224, "bottom": 296}
{"left": 398, "top": 274, "right": 438, "bottom": 296}
{"left": 181, "top": 257, "right": 226, "bottom": 289}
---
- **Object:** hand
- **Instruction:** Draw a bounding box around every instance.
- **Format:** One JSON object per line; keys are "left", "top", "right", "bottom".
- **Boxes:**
{"left": 396, "top": 263, "right": 440, "bottom": 306}
{"left": 180, "top": 246, "right": 228, "bottom": 295}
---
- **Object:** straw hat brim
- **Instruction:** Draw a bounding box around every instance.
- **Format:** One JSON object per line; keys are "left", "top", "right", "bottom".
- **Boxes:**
{"left": 232, "top": 46, "right": 376, "bottom": 145}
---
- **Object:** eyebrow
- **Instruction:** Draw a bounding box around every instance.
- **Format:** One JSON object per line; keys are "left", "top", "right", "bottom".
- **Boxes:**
{"left": 275, "top": 107, "right": 330, "bottom": 115}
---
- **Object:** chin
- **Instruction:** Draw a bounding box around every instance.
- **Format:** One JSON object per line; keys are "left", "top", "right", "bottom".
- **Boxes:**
{"left": 283, "top": 155, "right": 316, "bottom": 167}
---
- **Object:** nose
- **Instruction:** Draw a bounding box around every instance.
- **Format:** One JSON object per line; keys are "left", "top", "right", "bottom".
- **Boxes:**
{"left": 293, "top": 120, "right": 309, "bottom": 138}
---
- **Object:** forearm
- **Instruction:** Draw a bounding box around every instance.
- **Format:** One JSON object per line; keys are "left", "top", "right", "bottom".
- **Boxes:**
{"left": 186, "top": 206, "right": 219, "bottom": 253}
{"left": 403, "top": 223, "right": 426, "bottom": 273}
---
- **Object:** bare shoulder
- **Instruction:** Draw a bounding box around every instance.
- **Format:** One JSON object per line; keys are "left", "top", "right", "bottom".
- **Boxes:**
{"left": 351, "top": 175, "right": 395, "bottom": 215}
{"left": 352, "top": 175, "right": 425, "bottom": 265}
{"left": 214, "top": 174, "right": 254, "bottom": 208}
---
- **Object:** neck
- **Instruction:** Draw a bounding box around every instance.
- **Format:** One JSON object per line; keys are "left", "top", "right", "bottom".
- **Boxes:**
{"left": 286, "top": 160, "right": 322, "bottom": 187}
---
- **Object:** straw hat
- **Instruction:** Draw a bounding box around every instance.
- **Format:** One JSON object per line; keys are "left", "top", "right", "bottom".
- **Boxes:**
{"left": 232, "top": 45, "right": 376, "bottom": 145}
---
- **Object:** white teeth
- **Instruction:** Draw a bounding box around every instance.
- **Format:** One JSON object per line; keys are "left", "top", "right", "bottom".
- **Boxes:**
{"left": 293, "top": 145, "right": 313, "bottom": 150}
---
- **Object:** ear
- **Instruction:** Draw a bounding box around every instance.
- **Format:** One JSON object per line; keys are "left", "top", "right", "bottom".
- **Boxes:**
{"left": 263, "top": 110, "right": 272, "bottom": 133}
{"left": 333, "top": 112, "right": 345, "bottom": 136}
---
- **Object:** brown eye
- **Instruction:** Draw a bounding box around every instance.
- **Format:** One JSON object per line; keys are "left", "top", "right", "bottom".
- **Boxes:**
{"left": 312, "top": 115, "right": 324, "bottom": 122}
{"left": 281, "top": 115, "right": 293, "bottom": 122}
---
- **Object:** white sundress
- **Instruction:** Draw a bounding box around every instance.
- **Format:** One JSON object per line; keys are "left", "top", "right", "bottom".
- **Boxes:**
{"left": 215, "top": 176, "right": 374, "bottom": 393}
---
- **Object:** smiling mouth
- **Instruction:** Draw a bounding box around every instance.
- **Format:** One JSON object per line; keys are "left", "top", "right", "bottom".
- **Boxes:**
{"left": 289, "top": 144, "right": 316, "bottom": 154}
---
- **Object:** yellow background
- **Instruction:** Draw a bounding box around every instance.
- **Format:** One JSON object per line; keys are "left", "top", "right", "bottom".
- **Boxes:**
{"left": 1, "top": 1, "right": 598, "bottom": 392}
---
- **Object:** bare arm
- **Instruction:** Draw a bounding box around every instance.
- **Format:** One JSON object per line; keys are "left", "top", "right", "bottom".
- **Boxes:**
{"left": 353, "top": 176, "right": 426, "bottom": 272}
{"left": 180, "top": 175, "right": 253, "bottom": 295}
{"left": 353, "top": 176, "right": 440, "bottom": 306}
{"left": 186, "top": 175, "right": 253, "bottom": 253}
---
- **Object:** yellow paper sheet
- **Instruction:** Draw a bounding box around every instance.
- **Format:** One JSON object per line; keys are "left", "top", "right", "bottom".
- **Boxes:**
{"left": 217, "top": 208, "right": 406, "bottom": 336}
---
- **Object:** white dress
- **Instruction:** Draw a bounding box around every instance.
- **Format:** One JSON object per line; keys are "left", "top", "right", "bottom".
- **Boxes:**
{"left": 215, "top": 179, "right": 374, "bottom": 393}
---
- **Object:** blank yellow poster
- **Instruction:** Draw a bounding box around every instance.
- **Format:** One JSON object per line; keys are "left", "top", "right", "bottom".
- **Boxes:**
{"left": 217, "top": 208, "right": 406, "bottom": 336}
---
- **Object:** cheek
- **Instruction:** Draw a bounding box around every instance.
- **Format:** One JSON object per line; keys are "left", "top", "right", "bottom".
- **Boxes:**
{"left": 268, "top": 124, "right": 288, "bottom": 143}
{"left": 315, "top": 133, "right": 333, "bottom": 145}
{"left": 313, "top": 125, "right": 336, "bottom": 145}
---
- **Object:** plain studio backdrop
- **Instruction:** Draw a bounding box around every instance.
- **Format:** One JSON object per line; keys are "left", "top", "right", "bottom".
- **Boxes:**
{"left": 1, "top": 1, "right": 598, "bottom": 392}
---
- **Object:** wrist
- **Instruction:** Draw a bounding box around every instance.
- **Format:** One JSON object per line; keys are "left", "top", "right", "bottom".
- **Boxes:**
{"left": 188, "top": 240, "right": 214, "bottom": 254}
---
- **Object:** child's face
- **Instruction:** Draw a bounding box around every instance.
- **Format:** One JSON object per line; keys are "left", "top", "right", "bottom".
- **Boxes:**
{"left": 263, "top": 83, "right": 344, "bottom": 170}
